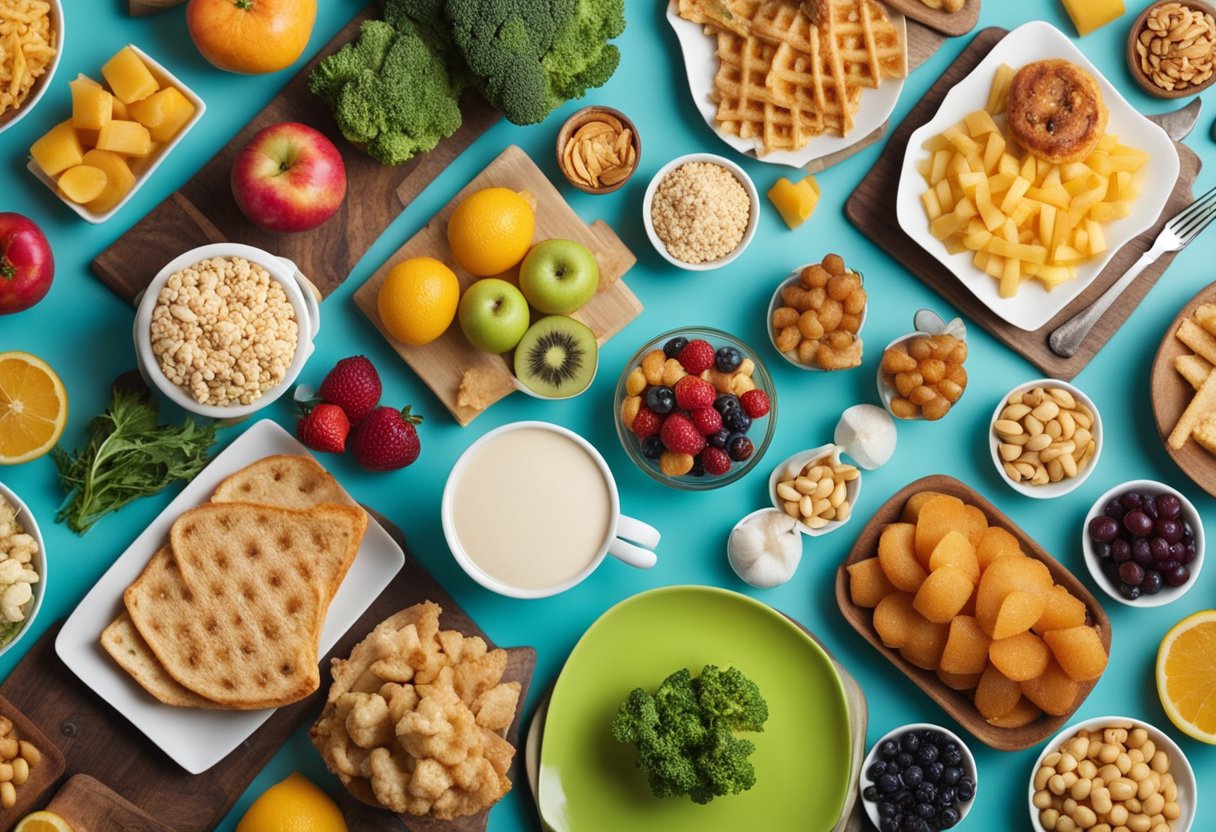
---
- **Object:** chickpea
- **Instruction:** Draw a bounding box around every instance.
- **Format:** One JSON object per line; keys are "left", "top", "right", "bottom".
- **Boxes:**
{"left": 1090, "top": 787, "right": 1113, "bottom": 815}
{"left": 1070, "top": 778, "right": 1093, "bottom": 801}
{"left": 1110, "top": 805, "right": 1129, "bottom": 826}
{"left": 1109, "top": 779, "right": 1137, "bottom": 802}
{"left": 1127, "top": 813, "right": 1151, "bottom": 832}
{"left": 1036, "top": 766, "right": 1055, "bottom": 790}
{"left": 1057, "top": 815, "right": 1077, "bottom": 832}
{"left": 1150, "top": 751, "right": 1169, "bottom": 774}
{"left": 1128, "top": 729, "right": 1148, "bottom": 749}
{"left": 1043, "top": 808, "right": 1061, "bottom": 830}
{"left": 1137, "top": 777, "right": 1157, "bottom": 801}
{"left": 1074, "top": 805, "right": 1098, "bottom": 829}
{"left": 1050, "top": 774, "right": 1069, "bottom": 795}
{"left": 1116, "top": 753, "right": 1133, "bottom": 775}
{"left": 1078, "top": 760, "right": 1098, "bottom": 779}
{"left": 1142, "top": 793, "right": 1164, "bottom": 816}
{"left": 1060, "top": 753, "right": 1079, "bottom": 773}
{"left": 1035, "top": 789, "right": 1055, "bottom": 809}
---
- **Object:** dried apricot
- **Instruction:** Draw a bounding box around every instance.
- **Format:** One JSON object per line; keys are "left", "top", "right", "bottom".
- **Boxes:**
{"left": 901, "top": 618, "right": 950, "bottom": 670}
{"left": 1021, "top": 658, "right": 1080, "bottom": 716}
{"left": 937, "top": 668, "right": 982, "bottom": 691}
{"left": 928, "top": 531, "right": 980, "bottom": 581}
{"left": 1042, "top": 625, "right": 1108, "bottom": 682}
{"left": 914, "top": 495, "right": 968, "bottom": 563}
{"left": 878, "top": 523, "right": 927, "bottom": 592}
{"left": 992, "top": 590, "right": 1048, "bottom": 640}
{"left": 989, "top": 631, "right": 1050, "bottom": 682}
{"left": 1032, "top": 585, "right": 1087, "bottom": 634}
{"left": 847, "top": 557, "right": 896, "bottom": 609}
{"left": 913, "top": 564, "right": 975, "bottom": 624}
{"left": 902, "top": 491, "right": 950, "bottom": 523}
{"left": 976, "top": 526, "right": 1022, "bottom": 570}
{"left": 940, "top": 615, "right": 991, "bottom": 676}
{"left": 976, "top": 555, "right": 1051, "bottom": 636}
{"left": 975, "top": 664, "right": 1021, "bottom": 720}
{"left": 986, "top": 696, "right": 1042, "bottom": 728}
{"left": 873, "top": 592, "right": 918, "bottom": 649}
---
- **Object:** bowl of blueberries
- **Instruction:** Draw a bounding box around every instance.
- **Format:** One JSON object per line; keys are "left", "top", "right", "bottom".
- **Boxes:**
{"left": 1082, "top": 479, "right": 1204, "bottom": 607}
{"left": 860, "top": 723, "right": 978, "bottom": 832}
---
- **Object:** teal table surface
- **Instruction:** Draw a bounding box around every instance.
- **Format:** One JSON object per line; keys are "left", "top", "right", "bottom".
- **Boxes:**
{"left": 2, "top": 1, "right": 1215, "bottom": 829}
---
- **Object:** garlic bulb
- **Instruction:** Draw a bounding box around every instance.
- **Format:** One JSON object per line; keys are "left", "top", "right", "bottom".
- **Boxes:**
{"left": 728, "top": 509, "right": 802, "bottom": 588}
{"left": 835, "top": 404, "right": 897, "bottom": 470}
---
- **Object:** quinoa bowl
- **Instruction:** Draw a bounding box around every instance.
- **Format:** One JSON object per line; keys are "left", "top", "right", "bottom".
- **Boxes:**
{"left": 134, "top": 243, "right": 320, "bottom": 420}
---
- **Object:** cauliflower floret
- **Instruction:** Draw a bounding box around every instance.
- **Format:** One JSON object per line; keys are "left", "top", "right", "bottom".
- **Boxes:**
{"left": 1, "top": 582, "right": 31, "bottom": 623}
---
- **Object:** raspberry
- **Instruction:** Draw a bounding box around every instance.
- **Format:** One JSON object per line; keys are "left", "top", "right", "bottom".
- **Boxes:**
{"left": 660, "top": 413, "right": 706, "bottom": 456}
{"left": 674, "top": 375, "right": 716, "bottom": 411}
{"left": 677, "top": 339, "right": 716, "bottom": 374}
{"left": 701, "top": 447, "right": 732, "bottom": 476}
{"left": 690, "top": 407, "right": 723, "bottom": 436}
{"left": 740, "top": 389, "right": 771, "bottom": 419}
{"left": 631, "top": 407, "right": 661, "bottom": 439}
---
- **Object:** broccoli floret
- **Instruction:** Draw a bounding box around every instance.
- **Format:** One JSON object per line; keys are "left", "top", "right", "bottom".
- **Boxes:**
{"left": 542, "top": 0, "right": 625, "bottom": 101}
{"left": 308, "top": 19, "right": 397, "bottom": 103}
{"left": 611, "top": 665, "right": 768, "bottom": 805}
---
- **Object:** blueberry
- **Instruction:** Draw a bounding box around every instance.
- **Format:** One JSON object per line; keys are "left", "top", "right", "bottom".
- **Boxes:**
{"left": 957, "top": 777, "right": 975, "bottom": 802}
{"left": 936, "top": 785, "right": 956, "bottom": 806}
{"left": 942, "top": 766, "right": 961, "bottom": 786}
{"left": 881, "top": 817, "right": 900, "bottom": 832}
{"left": 644, "top": 386, "right": 675, "bottom": 415}
{"left": 940, "top": 748, "right": 961, "bottom": 768}
{"left": 715, "top": 346, "right": 742, "bottom": 373}
{"left": 662, "top": 337, "right": 688, "bottom": 359}
{"left": 880, "top": 802, "right": 898, "bottom": 818}
{"left": 868, "top": 761, "right": 888, "bottom": 780}
{"left": 863, "top": 785, "right": 879, "bottom": 802}
{"left": 916, "top": 783, "right": 937, "bottom": 804}
{"left": 879, "top": 773, "right": 902, "bottom": 794}
{"left": 896, "top": 752, "right": 914, "bottom": 768}
{"left": 690, "top": 457, "right": 705, "bottom": 477}
{"left": 939, "top": 807, "right": 961, "bottom": 829}
{"left": 916, "top": 744, "right": 939, "bottom": 765}
{"left": 713, "top": 394, "right": 740, "bottom": 414}
{"left": 640, "top": 436, "right": 664, "bottom": 460}
{"left": 917, "top": 802, "right": 937, "bottom": 819}
{"left": 1093, "top": 542, "right": 1112, "bottom": 560}
{"left": 925, "top": 762, "right": 944, "bottom": 783}
{"left": 880, "top": 740, "right": 899, "bottom": 759}
{"left": 901, "top": 766, "right": 923, "bottom": 788}
{"left": 895, "top": 790, "right": 915, "bottom": 809}
{"left": 723, "top": 408, "right": 752, "bottom": 433}
{"left": 708, "top": 428, "right": 731, "bottom": 449}
{"left": 1119, "top": 582, "right": 1142, "bottom": 601}
{"left": 1142, "top": 570, "right": 1163, "bottom": 595}
{"left": 727, "top": 434, "right": 754, "bottom": 462}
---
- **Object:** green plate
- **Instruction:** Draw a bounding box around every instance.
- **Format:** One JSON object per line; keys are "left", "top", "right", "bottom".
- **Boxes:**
{"left": 538, "top": 586, "right": 852, "bottom": 831}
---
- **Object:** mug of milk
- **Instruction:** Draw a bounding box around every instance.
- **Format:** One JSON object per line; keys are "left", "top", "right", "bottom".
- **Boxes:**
{"left": 441, "top": 421, "right": 660, "bottom": 599}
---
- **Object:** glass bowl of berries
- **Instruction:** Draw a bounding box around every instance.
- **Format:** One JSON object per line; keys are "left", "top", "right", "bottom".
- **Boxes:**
{"left": 1082, "top": 480, "right": 1205, "bottom": 607}
{"left": 860, "top": 722, "right": 978, "bottom": 832}
{"left": 614, "top": 327, "right": 777, "bottom": 490}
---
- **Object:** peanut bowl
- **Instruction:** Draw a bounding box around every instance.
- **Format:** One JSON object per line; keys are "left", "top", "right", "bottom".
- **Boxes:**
{"left": 0, "top": 481, "right": 47, "bottom": 660}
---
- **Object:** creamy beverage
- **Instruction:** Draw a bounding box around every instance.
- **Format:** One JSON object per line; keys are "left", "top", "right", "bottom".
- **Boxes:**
{"left": 451, "top": 427, "right": 614, "bottom": 590}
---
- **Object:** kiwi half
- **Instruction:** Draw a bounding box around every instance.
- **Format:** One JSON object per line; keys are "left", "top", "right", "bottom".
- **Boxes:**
{"left": 513, "top": 315, "right": 598, "bottom": 399}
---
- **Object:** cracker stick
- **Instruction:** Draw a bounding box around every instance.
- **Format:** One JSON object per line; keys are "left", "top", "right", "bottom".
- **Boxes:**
{"left": 1194, "top": 303, "right": 1216, "bottom": 338}
{"left": 1176, "top": 319, "right": 1216, "bottom": 366}
{"left": 1168, "top": 371, "right": 1216, "bottom": 449}
{"left": 1175, "top": 353, "right": 1212, "bottom": 390}
{"left": 1194, "top": 414, "right": 1216, "bottom": 455}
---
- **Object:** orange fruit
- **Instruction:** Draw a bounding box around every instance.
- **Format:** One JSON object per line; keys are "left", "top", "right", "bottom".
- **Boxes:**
{"left": 14, "top": 812, "right": 74, "bottom": 832}
{"left": 0, "top": 351, "right": 67, "bottom": 465}
{"left": 1157, "top": 609, "right": 1216, "bottom": 743}
{"left": 236, "top": 773, "right": 347, "bottom": 832}
{"left": 378, "top": 256, "right": 460, "bottom": 346}
{"left": 447, "top": 187, "right": 535, "bottom": 277}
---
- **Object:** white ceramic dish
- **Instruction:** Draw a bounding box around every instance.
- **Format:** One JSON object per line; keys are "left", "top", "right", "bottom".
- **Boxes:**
{"left": 133, "top": 243, "right": 320, "bottom": 420}
{"left": 665, "top": 0, "right": 907, "bottom": 168}
{"left": 0, "top": 0, "right": 64, "bottom": 135}
{"left": 1028, "top": 716, "right": 1196, "bottom": 832}
{"left": 26, "top": 43, "right": 205, "bottom": 223}
{"left": 860, "top": 722, "right": 978, "bottom": 829}
{"left": 767, "top": 444, "right": 861, "bottom": 537}
{"left": 55, "top": 420, "right": 405, "bottom": 774}
{"left": 1081, "top": 479, "right": 1204, "bottom": 608}
{"left": 876, "top": 310, "right": 968, "bottom": 422}
{"left": 0, "top": 482, "right": 47, "bottom": 660}
{"left": 989, "top": 379, "right": 1103, "bottom": 499}
{"left": 895, "top": 20, "right": 1180, "bottom": 332}
{"left": 766, "top": 267, "right": 869, "bottom": 371}
{"left": 642, "top": 153, "right": 760, "bottom": 271}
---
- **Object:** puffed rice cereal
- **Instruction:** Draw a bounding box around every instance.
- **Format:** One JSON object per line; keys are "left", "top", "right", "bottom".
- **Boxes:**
{"left": 0, "top": 496, "right": 39, "bottom": 630}
{"left": 651, "top": 161, "right": 751, "bottom": 264}
{"left": 150, "top": 256, "right": 299, "bottom": 407}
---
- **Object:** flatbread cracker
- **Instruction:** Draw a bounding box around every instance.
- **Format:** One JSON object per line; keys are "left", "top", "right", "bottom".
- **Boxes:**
{"left": 211, "top": 454, "right": 355, "bottom": 509}
{"left": 101, "top": 611, "right": 220, "bottom": 709}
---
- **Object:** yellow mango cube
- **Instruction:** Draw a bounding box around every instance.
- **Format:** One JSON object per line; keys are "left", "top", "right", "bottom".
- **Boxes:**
{"left": 57, "top": 165, "right": 109, "bottom": 204}
{"left": 31, "top": 120, "right": 85, "bottom": 177}
{"left": 130, "top": 86, "right": 196, "bottom": 143}
{"left": 1062, "top": 0, "right": 1124, "bottom": 37}
{"left": 82, "top": 149, "right": 136, "bottom": 214}
{"left": 70, "top": 75, "right": 113, "bottom": 132}
{"left": 96, "top": 120, "right": 152, "bottom": 157}
{"left": 111, "top": 97, "right": 130, "bottom": 121}
{"left": 767, "top": 175, "right": 821, "bottom": 229}
{"left": 101, "top": 46, "right": 159, "bottom": 105}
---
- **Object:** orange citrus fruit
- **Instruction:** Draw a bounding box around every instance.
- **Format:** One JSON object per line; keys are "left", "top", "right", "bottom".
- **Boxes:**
{"left": 377, "top": 256, "right": 461, "bottom": 346}
{"left": 1157, "top": 609, "right": 1216, "bottom": 743}
{"left": 236, "top": 773, "right": 347, "bottom": 832}
{"left": 14, "top": 812, "right": 74, "bottom": 832}
{"left": 0, "top": 351, "right": 67, "bottom": 465}
{"left": 446, "top": 187, "right": 535, "bottom": 277}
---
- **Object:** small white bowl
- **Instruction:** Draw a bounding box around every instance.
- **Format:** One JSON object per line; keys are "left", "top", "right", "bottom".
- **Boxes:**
{"left": 860, "top": 722, "right": 978, "bottom": 830}
{"left": 876, "top": 311, "right": 968, "bottom": 423}
{"left": 767, "top": 444, "right": 861, "bottom": 537}
{"left": 0, "top": 483, "right": 47, "bottom": 659}
{"left": 989, "top": 379, "right": 1103, "bottom": 499}
{"left": 0, "top": 0, "right": 64, "bottom": 136}
{"left": 1028, "top": 716, "right": 1196, "bottom": 832}
{"left": 766, "top": 266, "right": 868, "bottom": 371}
{"left": 134, "top": 243, "right": 320, "bottom": 420}
{"left": 1081, "top": 479, "right": 1204, "bottom": 608}
{"left": 27, "top": 43, "right": 206, "bottom": 223}
{"left": 641, "top": 152, "right": 759, "bottom": 271}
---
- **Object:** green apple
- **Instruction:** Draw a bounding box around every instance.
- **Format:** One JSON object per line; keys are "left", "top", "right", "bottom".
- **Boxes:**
{"left": 458, "top": 278, "right": 530, "bottom": 354}
{"left": 518, "top": 239, "right": 600, "bottom": 315}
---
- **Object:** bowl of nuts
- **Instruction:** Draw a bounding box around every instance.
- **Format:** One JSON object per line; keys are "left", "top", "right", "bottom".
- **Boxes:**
{"left": 555, "top": 106, "right": 640, "bottom": 194}
{"left": 614, "top": 327, "right": 776, "bottom": 490}
{"left": 134, "top": 243, "right": 321, "bottom": 420}
{"left": 1128, "top": 1, "right": 1216, "bottom": 99}
{"left": 877, "top": 310, "right": 969, "bottom": 421}
{"left": 767, "top": 254, "right": 867, "bottom": 371}
{"left": 990, "top": 380, "right": 1102, "bottom": 499}
{"left": 0, "top": 482, "right": 45, "bottom": 660}
{"left": 768, "top": 445, "right": 861, "bottom": 536}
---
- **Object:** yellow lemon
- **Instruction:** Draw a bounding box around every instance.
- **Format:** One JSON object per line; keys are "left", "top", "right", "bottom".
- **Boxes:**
{"left": 378, "top": 256, "right": 461, "bottom": 346}
{"left": 236, "top": 773, "right": 347, "bottom": 832}
{"left": 446, "top": 187, "right": 535, "bottom": 277}
{"left": 1157, "top": 609, "right": 1216, "bottom": 744}
{"left": 0, "top": 351, "right": 67, "bottom": 465}
{"left": 14, "top": 812, "right": 74, "bottom": 832}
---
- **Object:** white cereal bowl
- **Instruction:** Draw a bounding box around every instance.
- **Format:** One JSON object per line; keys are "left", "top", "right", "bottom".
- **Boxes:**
{"left": 0, "top": 0, "right": 64, "bottom": 135}
{"left": 989, "top": 379, "right": 1103, "bottom": 500}
{"left": 767, "top": 444, "right": 861, "bottom": 537}
{"left": 0, "top": 482, "right": 47, "bottom": 659}
{"left": 641, "top": 152, "right": 759, "bottom": 271}
{"left": 860, "top": 722, "right": 978, "bottom": 830}
{"left": 133, "top": 243, "right": 320, "bottom": 420}
{"left": 766, "top": 266, "right": 869, "bottom": 371}
{"left": 1081, "top": 479, "right": 1204, "bottom": 608}
{"left": 1027, "top": 716, "right": 1196, "bottom": 832}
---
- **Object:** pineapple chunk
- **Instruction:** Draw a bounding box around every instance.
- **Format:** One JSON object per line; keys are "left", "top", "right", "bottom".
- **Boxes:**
{"left": 1061, "top": 0, "right": 1124, "bottom": 36}
{"left": 82, "top": 150, "right": 136, "bottom": 214}
{"left": 58, "top": 165, "right": 109, "bottom": 204}
{"left": 111, "top": 97, "right": 130, "bottom": 121}
{"left": 767, "top": 175, "right": 821, "bottom": 229}
{"left": 96, "top": 120, "right": 153, "bottom": 157}
{"left": 101, "top": 46, "right": 159, "bottom": 105}
{"left": 31, "top": 121, "right": 85, "bottom": 177}
{"left": 129, "top": 86, "right": 196, "bottom": 143}
{"left": 70, "top": 75, "right": 113, "bottom": 132}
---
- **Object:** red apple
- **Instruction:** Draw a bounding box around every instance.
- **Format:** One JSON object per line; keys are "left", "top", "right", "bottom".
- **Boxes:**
{"left": 230, "top": 121, "right": 347, "bottom": 233}
{"left": 0, "top": 213, "right": 53, "bottom": 315}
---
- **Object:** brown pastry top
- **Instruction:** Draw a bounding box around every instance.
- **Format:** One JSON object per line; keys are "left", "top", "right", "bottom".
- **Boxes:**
{"left": 1006, "top": 59, "right": 1108, "bottom": 165}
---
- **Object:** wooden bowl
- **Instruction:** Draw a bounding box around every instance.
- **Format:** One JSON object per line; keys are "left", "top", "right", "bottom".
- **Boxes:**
{"left": 0, "top": 692, "right": 66, "bottom": 821}
{"left": 835, "top": 474, "right": 1112, "bottom": 751}
{"left": 878, "top": 0, "right": 980, "bottom": 38}
{"left": 1127, "top": 0, "right": 1216, "bottom": 99}
{"left": 554, "top": 106, "right": 640, "bottom": 195}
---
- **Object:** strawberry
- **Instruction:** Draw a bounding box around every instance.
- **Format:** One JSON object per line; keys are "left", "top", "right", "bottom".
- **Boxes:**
{"left": 660, "top": 413, "right": 706, "bottom": 456}
{"left": 631, "top": 407, "right": 662, "bottom": 439}
{"left": 677, "top": 339, "right": 716, "bottom": 375}
{"left": 740, "top": 389, "right": 771, "bottom": 419}
{"left": 700, "top": 447, "right": 732, "bottom": 476}
{"left": 690, "top": 407, "right": 723, "bottom": 436}
{"left": 674, "top": 375, "right": 716, "bottom": 411}
{"left": 319, "top": 355, "right": 382, "bottom": 423}
{"left": 351, "top": 405, "right": 423, "bottom": 471}
{"left": 297, "top": 403, "right": 350, "bottom": 453}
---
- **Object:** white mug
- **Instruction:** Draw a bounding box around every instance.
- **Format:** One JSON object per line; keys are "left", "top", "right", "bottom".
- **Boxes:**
{"left": 441, "top": 421, "right": 659, "bottom": 599}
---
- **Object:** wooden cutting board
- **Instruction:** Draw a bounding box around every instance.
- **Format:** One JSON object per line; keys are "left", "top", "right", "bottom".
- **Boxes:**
{"left": 881, "top": 0, "right": 980, "bottom": 38}
{"left": 845, "top": 27, "right": 1202, "bottom": 380}
{"left": 91, "top": 7, "right": 501, "bottom": 304}
{"left": 0, "top": 513, "right": 536, "bottom": 832}
{"left": 127, "top": 0, "right": 183, "bottom": 15}
{"left": 352, "top": 145, "right": 641, "bottom": 426}
{"left": 42, "top": 775, "right": 172, "bottom": 832}
{"left": 0, "top": 694, "right": 65, "bottom": 832}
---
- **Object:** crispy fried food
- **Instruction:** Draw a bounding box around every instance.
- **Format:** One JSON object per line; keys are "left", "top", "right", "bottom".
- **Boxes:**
{"left": 1007, "top": 60, "right": 1108, "bottom": 165}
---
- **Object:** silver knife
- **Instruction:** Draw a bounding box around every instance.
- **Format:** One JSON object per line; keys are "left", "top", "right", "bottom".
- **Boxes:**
{"left": 1148, "top": 98, "right": 1202, "bottom": 141}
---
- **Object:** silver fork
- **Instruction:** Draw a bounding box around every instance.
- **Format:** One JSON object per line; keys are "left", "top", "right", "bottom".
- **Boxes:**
{"left": 1048, "top": 185, "right": 1216, "bottom": 358}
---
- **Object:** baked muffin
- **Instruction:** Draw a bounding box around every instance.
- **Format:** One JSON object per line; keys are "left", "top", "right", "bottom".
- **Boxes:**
{"left": 1006, "top": 60, "right": 1108, "bottom": 165}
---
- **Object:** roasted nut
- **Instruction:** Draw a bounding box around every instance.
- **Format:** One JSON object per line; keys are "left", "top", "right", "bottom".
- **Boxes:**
{"left": 772, "top": 306, "right": 799, "bottom": 329}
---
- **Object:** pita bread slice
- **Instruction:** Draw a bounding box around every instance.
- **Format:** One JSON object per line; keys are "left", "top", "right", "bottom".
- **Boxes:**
{"left": 101, "top": 610, "right": 221, "bottom": 709}
{"left": 211, "top": 454, "right": 356, "bottom": 510}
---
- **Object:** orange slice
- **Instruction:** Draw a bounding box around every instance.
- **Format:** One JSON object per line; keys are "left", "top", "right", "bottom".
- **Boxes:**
{"left": 0, "top": 351, "right": 68, "bottom": 465}
{"left": 1157, "top": 609, "right": 1216, "bottom": 744}
{"left": 14, "top": 811, "right": 75, "bottom": 832}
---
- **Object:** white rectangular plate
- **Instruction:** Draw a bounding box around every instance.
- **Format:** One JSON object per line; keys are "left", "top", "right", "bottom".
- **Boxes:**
{"left": 56, "top": 419, "right": 405, "bottom": 774}
{"left": 896, "top": 21, "right": 1180, "bottom": 332}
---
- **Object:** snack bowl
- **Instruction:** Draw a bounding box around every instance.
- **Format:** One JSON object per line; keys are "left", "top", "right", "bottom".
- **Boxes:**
{"left": 1082, "top": 479, "right": 1204, "bottom": 608}
{"left": 766, "top": 266, "right": 868, "bottom": 371}
{"left": 1127, "top": 1, "right": 1216, "bottom": 100}
{"left": 0, "top": 0, "right": 64, "bottom": 135}
{"left": 641, "top": 152, "right": 760, "bottom": 271}
{"left": 989, "top": 379, "right": 1103, "bottom": 499}
{"left": 1028, "top": 716, "right": 1196, "bottom": 832}
{"left": 767, "top": 444, "right": 861, "bottom": 536}
{"left": 555, "top": 105, "right": 640, "bottom": 194}
{"left": 860, "top": 722, "right": 978, "bottom": 830}
{"left": 0, "top": 482, "right": 47, "bottom": 660}
{"left": 133, "top": 242, "right": 320, "bottom": 420}
{"left": 876, "top": 310, "right": 968, "bottom": 422}
{"left": 614, "top": 327, "right": 776, "bottom": 491}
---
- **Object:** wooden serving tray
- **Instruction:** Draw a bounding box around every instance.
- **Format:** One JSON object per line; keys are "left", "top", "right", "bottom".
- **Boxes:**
{"left": 43, "top": 775, "right": 172, "bottom": 832}
{"left": 91, "top": 8, "right": 501, "bottom": 304}
{"left": 0, "top": 694, "right": 65, "bottom": 832}
{"left": 352, "top": 145, "right": 642, "bottom": 426}
{"left": 845, "top": 28, "right": 1202, "bottom": 380}
{"left": 835, "top": 475, "right": 1112, "bottom": 752}
{"left": 880, "top": 0, "right": 979, "bottom": 38}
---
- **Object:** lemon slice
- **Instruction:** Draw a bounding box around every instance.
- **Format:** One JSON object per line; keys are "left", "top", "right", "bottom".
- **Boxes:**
{"left": 14, "top": 811, "right": 75, "bottom": 832}
{"left": 1157, "top": 609, "right": 1216, "bottom": 744}
{"left": 0, "top": 351, "right": 67, "bottom": 465}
